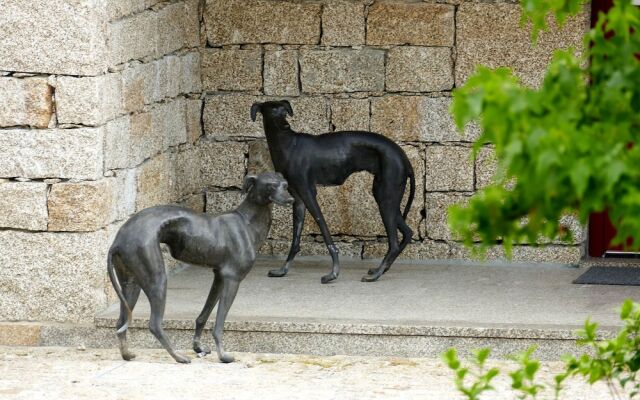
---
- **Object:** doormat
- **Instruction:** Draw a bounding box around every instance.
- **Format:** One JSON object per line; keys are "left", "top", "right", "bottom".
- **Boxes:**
{"left": 573, "top": 266, "right": 640, "bottom": 286}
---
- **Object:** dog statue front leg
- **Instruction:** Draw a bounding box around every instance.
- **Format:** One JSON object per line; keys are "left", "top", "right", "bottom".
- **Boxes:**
{"left": 269, "top": 199, "right": 305, "bottom": 278}
{"left": 300, "top": 193, "right": 340, "bottom": 283}
{"left": 212, "top": 277, "right": 240, "bottom": 363}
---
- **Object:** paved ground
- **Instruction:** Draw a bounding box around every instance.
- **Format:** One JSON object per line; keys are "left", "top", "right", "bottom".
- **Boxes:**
{"left": 100, "top": 258, "right": 638, "bottom": 330}
{"left": 0, "top": 346, "right": 618, "bottom": 400}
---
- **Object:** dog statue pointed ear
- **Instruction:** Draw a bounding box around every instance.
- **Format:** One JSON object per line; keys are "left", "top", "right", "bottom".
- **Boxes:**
{"left": 242, "top": 175, "right": 257, "bottom": 194}
{"left": 281, "top": 100, "right": 293, "bottom": 117}
{"left": 250, "top": 103, "right": 261, "bottom": 122}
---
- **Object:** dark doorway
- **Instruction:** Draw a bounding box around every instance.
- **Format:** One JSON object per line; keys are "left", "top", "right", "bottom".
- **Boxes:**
{"left": 587, "top": 0, "right": 639, "bottom": 257}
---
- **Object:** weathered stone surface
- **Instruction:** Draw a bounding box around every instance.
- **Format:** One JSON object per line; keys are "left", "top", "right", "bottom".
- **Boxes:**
{"left": 205, "top": 0, "right": 321, "bottom": 45}
{"left": 144, "top": 0, "right": 164, "bottom": 9}
{"left": 475, "top": 146, "right": 498, "bottom": 190}
{"left": 330, "top": 98, "right": 369, "bottom": 132}
{"left": 300, "top": 49, "right": 385, "bottom": 94}
{"left": 206, "top": 190, "right": 243, "bottom": 216}
{"left": 186, "top": 99, "right": 202, "bottom": 143}
{"left": 450, "top": 243, "right": 582, "bottom": 265}
{"left": 181, "top": 193, "right": 205, "bottom": 212}
{"left": 48, "top": 179, "right": 116, "bottom": 232}
{"left": 201, "top": 49, "right": 262, "bottom": 91}
{"left": 131, "top": 110, "right": 161, "bottom": 163}
{"left": 155, "top": 56, "right": 182, "bottom": 100}
{"left": 136, "top": 153, "right": 176, "bottom": 210}
{"left": 322, "top": 1, "right": 365, "bottom": 46}
{"left": 122, "top": 61, "right": 156, "bottom": 113}
{"left": 367, "top": 3, "right": 454, "bottom": 46}
{"left": 174, "top": 147, "right": 201, "bottom": 197}
{"left": 247, "top": 140, "right": 274, "bottom": 175}
{"left": 268, "top": 239, "right": 363, "bottom": 259}
{"left": 204, "top": 94, "right": 329, "bottom": 137}
{"left": 107, "top": 0, "right": 145, "bottom": 21}
{"left": 204, "top": 95, "right": 262, "bottom": 138}
{"left": 113, "top": 168, "right": 137, "bottom": 221}
{"left": 371, "top": 96, "right": 480, "bottom": 142}
{"left": 363, "top": 240, "right": 450, "bottom": 260}
{"left": 371, "top": 96, "right": 422, "bottom": 142}
{"left": 104, "top": 116, "right": 132, "bottom": 170}
{"left": 0, "top": 77, "right": 53, "bottom": 128}
{"left": 0, "top": 128, "right": 104, "bottom": 179}
{"left": 286, "top": 96, "right": 331, "bottom": 134}
{"left": 456, "top": 3, "right": 589, "bottom": 87}
{"left": 157, "top": 2, "right": 186, "bottom": 57}
{"left": 425, "top": 193, "right": 471, "bottom": 241}
{"left": 0, "top": 182, "right": 48, "bottom": 231}
{"left": 425, "top": 145, "right": 474, "bottom": 192}
{"left": 0, "top": 323, "right": 40, "bottom": 346}
{"left": 56, "top": 73, "right": 122, "bottom": 126}
{"left": 184, "top": 0, "right": 201, "bottom": 47}
{"left": 0, "top": 0, "right": 107, "bottom": 75}
{"left": 197, "top": 140, "right": 247, "bottom": 188}
{"left": 386, "top": 47, "right": 454, "bottom": 93}
{"left": 419, "top": 97, "right": 481, "bottom": 142}
{"left": 0, "top": 230, "right": 109, "bottom": 323}
{"left": 152, "top": 98, "right": 187, "bottom": 150}
{"left": 181, "top": 52, "right": 202, "bottom": 94}
{"left": 109, "top": 10, "right": 157, "bottom": 66}
{"left": 264, "top": 50, "right": 299, "bottom": 96}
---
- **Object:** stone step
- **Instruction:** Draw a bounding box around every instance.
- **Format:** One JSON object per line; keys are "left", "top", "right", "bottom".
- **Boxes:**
{"left": 41, "top": 258, "right": 636, "bottom": 360}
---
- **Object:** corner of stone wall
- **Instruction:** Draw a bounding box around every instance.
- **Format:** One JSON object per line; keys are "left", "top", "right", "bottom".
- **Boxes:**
{"left": 0, "top": 0, "right": 205, "bottom": 324}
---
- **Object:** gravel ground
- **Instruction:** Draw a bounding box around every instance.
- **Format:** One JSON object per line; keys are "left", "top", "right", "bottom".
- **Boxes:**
{"left": 0, "top": 346, "right": 619, "bottom": 400}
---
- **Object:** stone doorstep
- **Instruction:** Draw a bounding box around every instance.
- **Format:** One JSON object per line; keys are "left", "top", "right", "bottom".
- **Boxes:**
{"left": 13, "top": 319, "right": 616, "bottom": 362}
{"left": 93, "top": 315, "right": 618, "bottom": 342}
{"left": 580, "top": 256, "right": 640, "bottom": 268}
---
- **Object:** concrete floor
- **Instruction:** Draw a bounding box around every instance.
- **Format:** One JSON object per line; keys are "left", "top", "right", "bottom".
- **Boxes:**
{"left": 98, "top": 257, "right": 638, "bottom": 331}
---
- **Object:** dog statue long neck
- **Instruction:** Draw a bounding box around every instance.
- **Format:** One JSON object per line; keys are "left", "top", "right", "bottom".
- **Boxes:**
{"left": 262, "top": 116, "right": 295, "bottom": 171}
{"left": 236, "top": 192, "right": 272, "bottom": 246}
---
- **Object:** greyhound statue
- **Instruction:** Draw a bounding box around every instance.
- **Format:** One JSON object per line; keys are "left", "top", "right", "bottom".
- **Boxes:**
{"left": 251, "top": 100, "right": 415, "bottom": 284}
{"left": 107, "top": 172, "right": 293, "bottom": 363}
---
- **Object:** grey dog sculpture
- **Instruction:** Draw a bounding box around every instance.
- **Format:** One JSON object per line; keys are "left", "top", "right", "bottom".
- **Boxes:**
{"left": 251, "top": 100, "right": 415, "bottom": 283}
{"left": 107, "top": 172, "right": 293, "bottom": 363}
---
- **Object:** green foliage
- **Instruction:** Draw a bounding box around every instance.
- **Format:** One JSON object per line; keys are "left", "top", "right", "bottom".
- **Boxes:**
{"left": 448, "top": 0, "right": 640, "bottom": 253}
{"left": 444, "top": 299, "right": 640, "bottom": 399}
{"left": 509, "top": 346, "right": 545, "bottom": 399}
{"left": 563, "top": 299, "right": 640, "bottom": 398}
{"left": 443, "top": 347, "right": 500, "bottom": 400}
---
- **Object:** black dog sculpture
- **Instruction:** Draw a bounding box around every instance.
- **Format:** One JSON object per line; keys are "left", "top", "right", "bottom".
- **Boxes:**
{"left": 251, "top": 100, "right": 415, "bottom": 283}
{"left": 107, "top": 172, "right": 293, "bottom": 363}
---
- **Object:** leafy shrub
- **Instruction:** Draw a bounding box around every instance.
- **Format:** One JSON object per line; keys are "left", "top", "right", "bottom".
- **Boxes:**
{"left": 444, "top": 299, "right": 640, "bottom": 399}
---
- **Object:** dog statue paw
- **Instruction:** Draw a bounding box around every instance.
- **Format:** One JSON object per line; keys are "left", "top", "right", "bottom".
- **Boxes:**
{"left": 218, "top": 353, "right": 235, "bottom": 363}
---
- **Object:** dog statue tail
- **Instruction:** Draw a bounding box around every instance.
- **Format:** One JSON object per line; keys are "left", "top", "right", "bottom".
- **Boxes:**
{"left": 107, "top": 249, "right": 132, "bottom": 334}
{"left": 403, "top": 163, "right": 415, "bottom": 220}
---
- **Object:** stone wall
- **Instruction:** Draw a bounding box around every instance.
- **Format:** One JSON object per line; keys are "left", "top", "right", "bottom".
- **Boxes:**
{"left": 200, "top": 0, "right": 590, "bottom": 264}
{"left": 0, "top": 0, "right": 202, "bottom": 324}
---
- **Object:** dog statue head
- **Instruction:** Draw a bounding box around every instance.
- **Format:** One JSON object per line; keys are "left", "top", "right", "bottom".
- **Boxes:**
{"left": 243, "top": 172, "right": 294, "bottom": 206}
{"left": 250, "top": 100, "right": 294, "bottom": 129}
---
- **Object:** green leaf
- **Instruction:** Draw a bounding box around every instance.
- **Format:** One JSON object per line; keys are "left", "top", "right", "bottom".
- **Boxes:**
{"left": 621, "top": 299, "right": 634, "bottom": 319}
{"left": 569, "top": 163, "right": 591, "bottom": 199}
